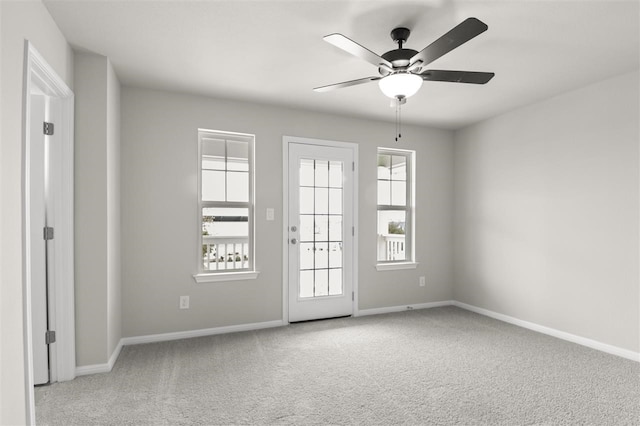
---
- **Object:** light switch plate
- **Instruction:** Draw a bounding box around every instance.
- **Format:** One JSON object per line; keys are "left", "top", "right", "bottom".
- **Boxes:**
{"left": 266, "top": 208, "right": 275, "bottom": 221}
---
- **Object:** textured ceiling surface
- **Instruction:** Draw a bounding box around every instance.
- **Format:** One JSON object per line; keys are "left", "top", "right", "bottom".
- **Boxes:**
{"left": 44, "top": 0, "right": 640, "bottom": 129}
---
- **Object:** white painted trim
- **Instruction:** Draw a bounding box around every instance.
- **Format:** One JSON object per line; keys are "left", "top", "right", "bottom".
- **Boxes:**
{"left": 375, "top": 262, "right": 419, "bottom": 271}
{"left": 22, "top": 41, "right": 75, "bottom": 425}
{"left": 355, "top": 300, "right": 453, "bottom": 317}
{"left": 75, "top": 339, "right": 124, "bottom": 377}
{"left": 193, "top": 271, "right": 259, "bottom": 283}
{"left": 452, "top": 301, "right": 640, "bottom": 362}
{"left": 121, "top": 319, "right": 285, "bottom": 346}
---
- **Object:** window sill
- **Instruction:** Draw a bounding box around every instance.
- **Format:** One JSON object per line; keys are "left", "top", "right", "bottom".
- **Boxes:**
{"left": 376, "top": 262, "right": 418, "bottom": 271}
{"left": 193, "top": 271, "right": 260, "bottom": 283}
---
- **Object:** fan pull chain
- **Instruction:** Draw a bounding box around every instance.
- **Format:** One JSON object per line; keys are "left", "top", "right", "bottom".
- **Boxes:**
{"left": 395, "top": 97, "right": 402, "bottom": 142}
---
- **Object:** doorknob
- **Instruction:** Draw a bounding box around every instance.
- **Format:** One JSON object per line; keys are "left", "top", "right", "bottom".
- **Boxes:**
{"left": 291, "top": 238, "right": 298, "bottom": 245}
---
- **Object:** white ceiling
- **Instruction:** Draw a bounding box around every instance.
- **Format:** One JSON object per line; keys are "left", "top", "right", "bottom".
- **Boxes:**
{"left": 44, "top": 0, "right": 639, "bottom": 130}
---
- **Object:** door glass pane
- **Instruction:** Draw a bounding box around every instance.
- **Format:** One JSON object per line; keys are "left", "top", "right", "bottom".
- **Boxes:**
{"left": 329, "top": 216, "right": 342, "bottom": 241}
{"left": 314, "top": 188, "right": 328, "bottom": 214}
{"left": 299, "top": 243, "right": 314, "bottom": 270}
{"left": 314, "top": 215, "right": 329, "bottom": 242}
{"left": 315, "top": 160, "right": 329, "bottom": 187}
{"left": 300, "top": 270, "right": 314, "bottom": 298}
{"left": 329, "top": 268, "right": 342, "bottom": 295}
{"left": 300, "top": 159, "right": 314, "bottom": 187}
{"left": 314, "top": 269, "right": 329, "bottom": 296}
{"left": 299, "top": 215, "right": 314, "bottom": 242}
{"left": 329, "top": 188, "right": 342, "bottom": 214}
{"left": 299, "top": 187, "right": 314, "bottom": 214}
{"left": 297, "top": 156, "right": 345, "bottom": 299}
{"left": 329, "top": 161, "right": 343, "bottom": 188}
{"left": 329, "top": 242, "right": 342, "bottom": 268}
{"left": 315, "top": 242, "right": 329, "bottom": 270}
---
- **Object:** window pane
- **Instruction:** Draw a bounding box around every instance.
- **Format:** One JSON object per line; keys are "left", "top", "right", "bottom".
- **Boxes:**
{"left": 378, "top": 180, "right": 390, "bottom": 205}
{"left": 202, "top": 207, "right": 249, "bottom": 271}
{"left": 391, "top": 155, "right": 406, "bottom": 181}
{"left": 202, "top": 138, "right": 225, "bottom": 159}
{"left": 329, "top": 161, "right": 342, "bottom": 188}
{"left": 315, "top": 160, "right": 329, "bottom": 187}
{"left": 391, "top": 181, "right": 406, "bottom": 206}
{"left": 202, "top": 170, "right": 225, "bottom": 201}
{"left": 300, "top": 158, "right": 314, "bottom": 187}
{"left": 227, "top": 140, "right": 249, "bottom": 171}
{"left": 377, "top": 210, "right": 406, "bottom": 261}
{"left": 377, "top": 154, "right": 391, "bottom": 179}
{"left": 227, "top": 171, "right": 248, "bottom": 202}
{"left": 203, "top": 156, "right": 225, "bottom": 171}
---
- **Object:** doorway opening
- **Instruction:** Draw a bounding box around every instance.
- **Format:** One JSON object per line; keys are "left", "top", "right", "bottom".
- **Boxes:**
{"left": 22, "top": 40, "right": 75, "bottom": 423}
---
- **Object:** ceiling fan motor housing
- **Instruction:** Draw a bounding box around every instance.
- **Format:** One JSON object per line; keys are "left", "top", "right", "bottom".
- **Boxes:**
{"left": 379, "top": 49, "right": 418, "bottom": 75}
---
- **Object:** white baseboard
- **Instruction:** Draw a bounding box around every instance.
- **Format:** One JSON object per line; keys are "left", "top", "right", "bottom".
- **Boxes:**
{"left": 75, "top": 302, "right": 637, "bottom": 377}
{"left": 452, "top": 301, "right": 640, "bottom": 362}
{"left": 75, "top": 338, "right": 124, "bottom": 376}
{"left": 121, "top": 319, "right": 285, "bottom": 346}
{"left": 355, "top": 300, "right": 454, "bottom": 317}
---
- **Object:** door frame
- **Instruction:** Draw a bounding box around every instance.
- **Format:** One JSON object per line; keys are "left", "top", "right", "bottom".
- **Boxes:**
{"left": 282, "top": 136, "right": 359, "bottom": 324}
{"left": 22, "top": 41, "right": 76, "bottom": 423}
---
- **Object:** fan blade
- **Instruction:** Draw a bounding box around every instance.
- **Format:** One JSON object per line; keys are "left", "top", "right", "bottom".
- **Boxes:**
{"left": 324, "top": 33, "right": 393, "bottom": 69}
{"left": 420, "top": 70, "right": 494, "bottom": 84}
{"left": 410, "top": 17, "right": 488, "bottom": 67}
{"left": 314, "top": 76, "right": 381, "bottom": 92}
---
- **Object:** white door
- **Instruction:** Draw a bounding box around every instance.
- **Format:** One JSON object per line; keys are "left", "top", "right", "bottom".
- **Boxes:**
{"left": 287, "top": 142, "right": 355, "bottom": 322}
{"left": 29, "top": 93, "right": 50, "bottom": 385}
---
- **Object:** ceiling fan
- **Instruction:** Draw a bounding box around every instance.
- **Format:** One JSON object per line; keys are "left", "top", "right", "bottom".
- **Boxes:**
{"left": 314, "top": 18, "right": 495, "bottom": 104}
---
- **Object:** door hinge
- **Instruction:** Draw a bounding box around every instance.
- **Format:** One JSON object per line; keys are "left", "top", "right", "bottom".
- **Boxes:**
{"left": 43, "top": 122, "right": 54, "bottom": 136}
{"left": 352, "top": 226, "right": 355, "bottom": 236}
{"left": 45, "top": 330, "right": 56, "bottom": 345}
{"left": 352, "top": 291, "right": 354, "bottom": 301}
{"left": 352, "top": 162, "right": 355, "bottom": 171}
{"left": 43, "top": 226, "right": 54, "bottom": 240}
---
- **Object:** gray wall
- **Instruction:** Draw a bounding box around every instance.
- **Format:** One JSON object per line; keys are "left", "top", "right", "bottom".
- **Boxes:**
{"left": 453, "top": 70, "right": 639, "bottom": 352}
{"left": 121, "top": 86, "right": 455, "bottom": 337}
{"left": 0, "top": 1, "right": 74, "bottom": 423}
{"left": 74, "top": 52, "right": 122, "bottom": 366}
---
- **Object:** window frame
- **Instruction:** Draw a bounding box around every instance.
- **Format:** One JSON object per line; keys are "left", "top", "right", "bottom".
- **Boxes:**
{"left": 194, "top": 129, "right": 257, "bottom": 282}
{"left": 376, "top": 147, "right": 416, "bottom": 267}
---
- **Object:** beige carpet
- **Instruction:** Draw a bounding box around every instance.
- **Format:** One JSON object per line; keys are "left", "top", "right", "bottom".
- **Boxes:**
{"left": 36, "top": 306, "right": 640, "bottom": 425}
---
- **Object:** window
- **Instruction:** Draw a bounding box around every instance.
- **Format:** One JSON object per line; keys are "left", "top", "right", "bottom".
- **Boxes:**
{"left": 196, "top": 129, "right": 256, "bottom": 281}
{"left": 377, "top": 148, "right": 414, "bottom": 265}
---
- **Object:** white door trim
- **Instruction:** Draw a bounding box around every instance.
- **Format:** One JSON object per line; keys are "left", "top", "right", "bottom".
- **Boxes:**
{"left": 282, "top": 136, "right": 359, "bottom": 324}
{"left": 22, "top": 40, "right": 75, "bottom": 424}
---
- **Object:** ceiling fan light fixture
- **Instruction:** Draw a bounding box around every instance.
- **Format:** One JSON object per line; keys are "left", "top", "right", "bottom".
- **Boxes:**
{"left": 378, "top": 73, "right": 423, "bottom": 99}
